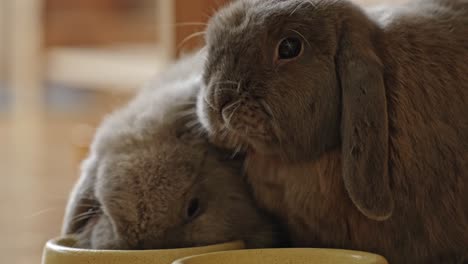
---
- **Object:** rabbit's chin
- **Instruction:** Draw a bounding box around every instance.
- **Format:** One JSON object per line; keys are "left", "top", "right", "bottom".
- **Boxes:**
{"left": 197, "top": 93, "right": 281, "bottom": 156}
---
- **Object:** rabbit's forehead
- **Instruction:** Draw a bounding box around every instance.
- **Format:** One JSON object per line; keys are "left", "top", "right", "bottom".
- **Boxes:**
{"left": 100, "top": 157, "right": 198, "bottom": 211}
{"left": 209, "top": 0, "right": 307, "bottom": 31}
{"left": 103, "top": 146, "right": 202, "bottom": 186}
{"left": 135, "top": 153, "right": 200, "bottom": 184}
{"left": 206, "top": 0, "right": 317, "bottom": 55}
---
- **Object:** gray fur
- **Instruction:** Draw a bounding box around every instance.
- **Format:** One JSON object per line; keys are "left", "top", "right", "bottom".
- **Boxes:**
{"left": 197, "top": 0, "right": 468, "bottom": 263}
{"left": 62, "top": 52, "right": 280, "bottom": 250}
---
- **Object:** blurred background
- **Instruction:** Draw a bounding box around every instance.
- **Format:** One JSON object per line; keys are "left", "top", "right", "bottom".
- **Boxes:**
{"left": 0, "top": 0, "right": 406, "bottom": 263}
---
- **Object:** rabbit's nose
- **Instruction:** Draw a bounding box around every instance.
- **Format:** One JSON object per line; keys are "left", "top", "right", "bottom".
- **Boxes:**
{"left": 208, "top": 80, "right": 238, "bottom": 111}
{"left": 215, "top": 89, "right": 235, "bottom": 111}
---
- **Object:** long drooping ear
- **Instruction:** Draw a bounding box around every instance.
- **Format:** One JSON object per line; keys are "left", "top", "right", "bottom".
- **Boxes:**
{"left": 61, "top": 156, "right": 99, "bottom": 235}
{"left": 337, "top": 14, "right": 394, "bottom": 221}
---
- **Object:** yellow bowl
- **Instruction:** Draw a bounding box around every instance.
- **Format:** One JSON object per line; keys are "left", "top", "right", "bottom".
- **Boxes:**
{"left": 41, "top": 237, "right": 245, "bottom": 264}
{"left": 173, "top": 248, "right": 388, "bottom": 264}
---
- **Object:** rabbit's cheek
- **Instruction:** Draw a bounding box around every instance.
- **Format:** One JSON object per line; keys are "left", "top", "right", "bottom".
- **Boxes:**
{"left": 71, "top": 213, "right": 103, "bottom": 248}
{"left": 85, "top": 213, "right": 100, "bottom": 231}
{"left": 90, "top": 215, "right": 127, "bottom": 249}
{"left": 197, "top": 91, "right": 223, "bottom": 130}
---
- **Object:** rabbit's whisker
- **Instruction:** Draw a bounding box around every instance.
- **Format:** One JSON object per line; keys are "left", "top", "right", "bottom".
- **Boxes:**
{"left": 194, "top": 125, "right": 208, "bottom": 137}
{"left": 195, "top": 46, "right": 209, "bottom": 59}
{"left": 177, "top": 31, "right": 206, "bottom": 50}
{"left": 174, "top": 22, "right": 208, "bottom": 27}
{"left": 70, "top": 213, "right": 99, "bottom": 226}
{"left": 231, "top": 142, "right": 244, "bottom": 159}
{"left": 211, "top": 80, "right": 240, "bottom": 89}
{"left": 214, "top": 87, "right": 238, "bottom": 94}
{"left": 203, "top": 94, "right": 216, "bottom": 110}
{"left": 186, "top": 119, "right": 201, "bottom": 130}
{"left": 306, "top": 0, "right": 318, "bottom": 9}
{"left": 242, "top": 152, "right": 252, "bottom": 174}
{"left": 289, "top": 1, "right": 311, "bottom": 16}
{"left": 224, "top": 101, "right": 242, "bottom": 125}
{"left": 175, "top": 109, "right": 197, "bottom": 121}
{"left": 26, "top": 208, "right": 57, "bottom": 219}
{"left": 236, "top": 79, "right": 243, "bottom": 94}
{"left": 75, "top": 203, "right": 100, "bottom": 208}
{"left": 70, "top": 208, "right": 101, "bottom": 223}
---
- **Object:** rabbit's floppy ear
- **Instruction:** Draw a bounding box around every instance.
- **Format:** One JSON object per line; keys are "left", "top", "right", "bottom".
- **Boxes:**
{"left": 61, "top": 156, "right": 99, "bottom": 235}
{"left": 336, "top": 18, "right": 393, "bottom": 220}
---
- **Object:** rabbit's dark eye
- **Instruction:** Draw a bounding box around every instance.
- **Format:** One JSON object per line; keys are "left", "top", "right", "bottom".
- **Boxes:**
{"left": 186, "top": 198, "right": 200, "bottom": 220}
{"left": 277, "top": 37, "right": 303, "bottom": 60}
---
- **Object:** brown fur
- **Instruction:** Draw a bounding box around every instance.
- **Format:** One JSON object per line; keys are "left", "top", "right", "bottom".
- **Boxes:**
{"left": 197, "top": 0, "right": 468, "bottom": 263}
{"left": 61, "top": 52, "right": 282, "bottom": 250}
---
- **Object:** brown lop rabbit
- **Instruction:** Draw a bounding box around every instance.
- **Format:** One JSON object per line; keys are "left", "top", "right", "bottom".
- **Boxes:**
{"left": 196, "top": 0, "right": 468, "bottom": 263}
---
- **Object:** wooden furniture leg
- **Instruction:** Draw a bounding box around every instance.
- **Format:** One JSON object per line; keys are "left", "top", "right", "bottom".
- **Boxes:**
{"left": 8, "top": 0, "right": 44, "bottom": 120}
{"left": 7, "top": 0, "right": 45, "bottom": 180}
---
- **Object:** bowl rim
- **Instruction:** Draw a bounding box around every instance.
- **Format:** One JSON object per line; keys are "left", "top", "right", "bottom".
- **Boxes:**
{"left": 173, "top": 247, "right": 388, "bottom": 264}
{"left": 45, "top": 237, "right": 246, "bottom": 255}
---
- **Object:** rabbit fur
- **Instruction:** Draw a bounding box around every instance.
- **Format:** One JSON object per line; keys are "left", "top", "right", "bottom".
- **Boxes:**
{"left": 196, "top": 0, "right": 468, "bottom": 263}
{"left": 62, "top": 52, "right": 281, "bottom": 250}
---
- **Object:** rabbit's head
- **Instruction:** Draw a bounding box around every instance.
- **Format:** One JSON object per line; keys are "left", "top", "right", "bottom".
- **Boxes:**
{"left": 62, "top": 93, "right": 279, "bottom": 250}
{"left": 197, "top": 0, "right": 393, "bottom": 220}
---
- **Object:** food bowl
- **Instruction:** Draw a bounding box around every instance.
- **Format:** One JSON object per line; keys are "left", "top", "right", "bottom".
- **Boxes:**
{"left": 174, "top": 248, "right": 388, "bottom": 264}
{"left": 41, "top": 237, "right": 245, "bottom": 264}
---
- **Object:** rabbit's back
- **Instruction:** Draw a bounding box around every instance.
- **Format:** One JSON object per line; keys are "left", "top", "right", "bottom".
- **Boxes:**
{"left": 383, "top": 0, "right": 468, "bottom": 260}
{"left": 381, "top": 0, "right": 468, "bottom": 230}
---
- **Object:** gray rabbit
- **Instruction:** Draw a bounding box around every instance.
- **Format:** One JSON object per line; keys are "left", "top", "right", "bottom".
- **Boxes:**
{"left": 197, "top": 0, "right": 468, "bottom": 263}
{"left": 62, "top": 52, "right": 281, "bottom": 250}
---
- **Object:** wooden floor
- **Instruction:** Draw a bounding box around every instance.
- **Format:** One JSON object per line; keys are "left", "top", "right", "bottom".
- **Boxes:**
{"left": 0, "top": 118, "right": 76, "bottom": 263}
{"left": 0, "top": 96, "right": 129, "bottom": 264}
